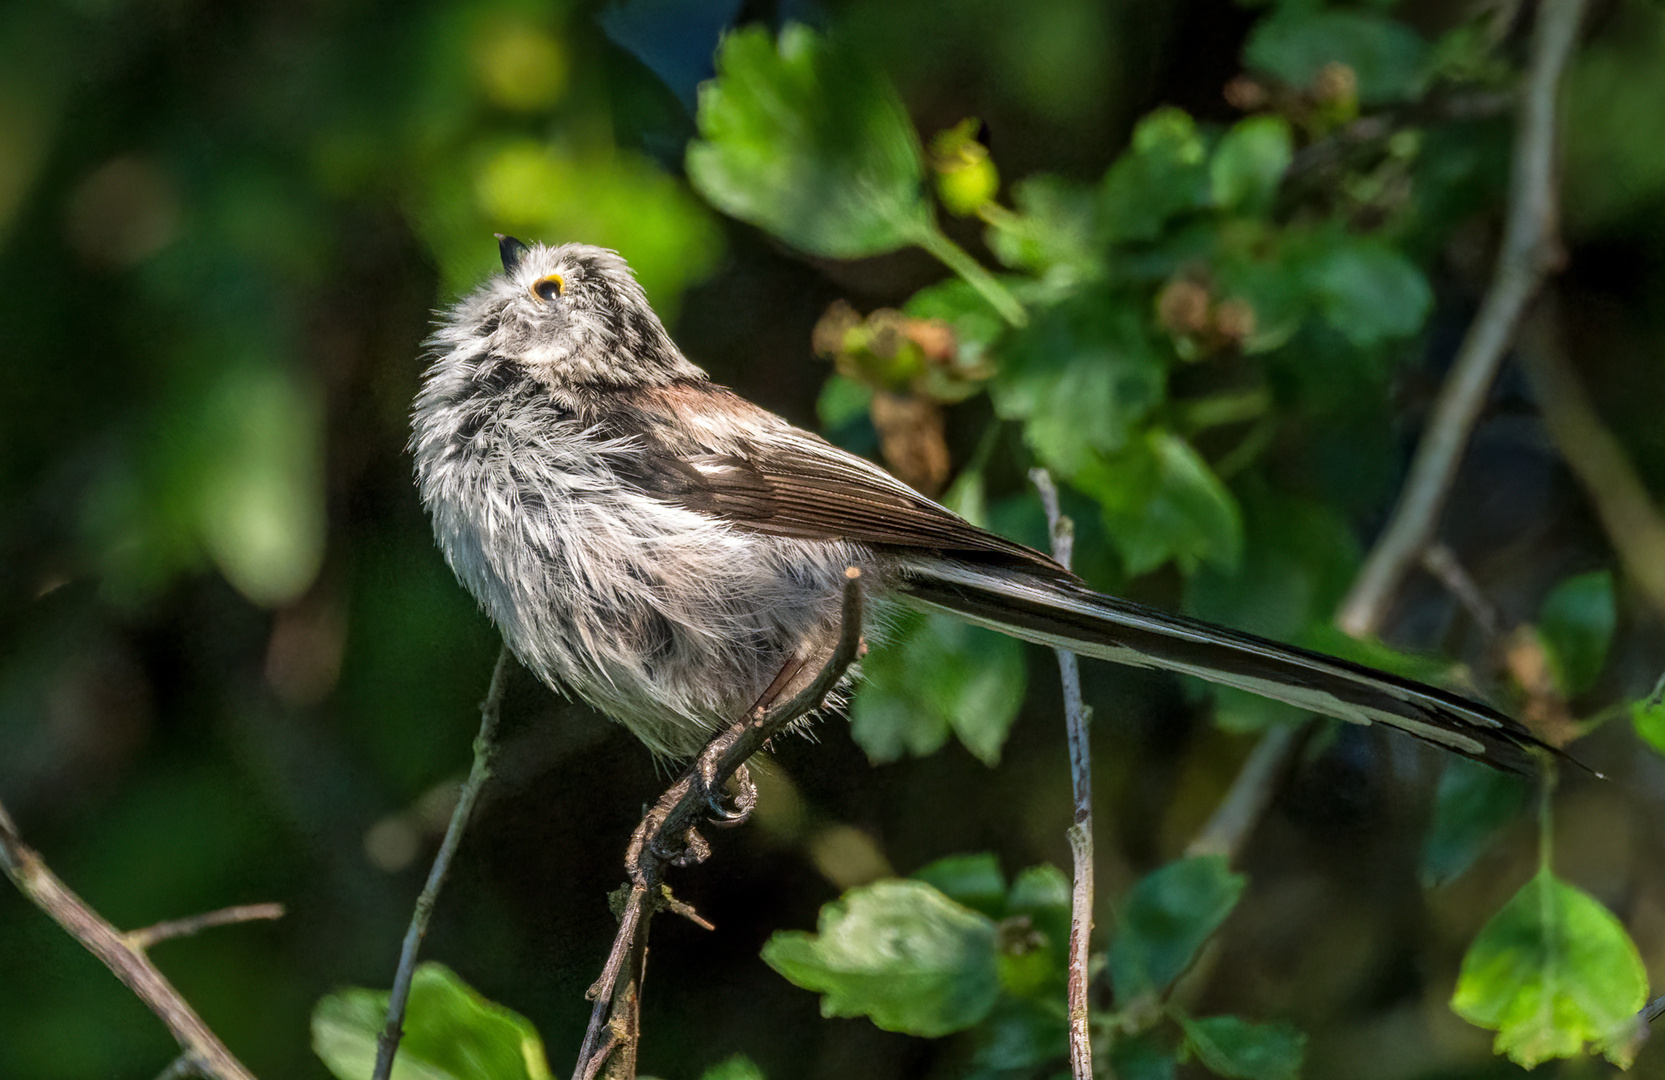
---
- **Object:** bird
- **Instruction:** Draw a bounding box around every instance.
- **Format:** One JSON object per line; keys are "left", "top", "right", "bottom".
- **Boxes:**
{"left": 409, "top": 236, "right": 1548, "bottom": 773}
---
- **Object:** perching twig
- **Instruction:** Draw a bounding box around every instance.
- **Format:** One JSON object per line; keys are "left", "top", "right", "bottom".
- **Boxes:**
{"left": 374, "top": 643, "right": 514, "bottom": 1080}
{"left": 0, "top": 799, "right": 270, "bottom": 1080}
{"left": 1517, "top": 294, "right": 1665, "bottom": 620}
{"left": 1337, "top": 0, "right": 1588, "bottom": 638}
{"left": 573, "top": 570, "right": 867, "bottom": 1080}
{"left": 1030, "top": 470, "right": 1095, "bottom": 1080}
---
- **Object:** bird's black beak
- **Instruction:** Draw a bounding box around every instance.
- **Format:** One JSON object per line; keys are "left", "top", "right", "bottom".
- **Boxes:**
{"left": 496, "top": 234, "right": 530, "bottom": 275}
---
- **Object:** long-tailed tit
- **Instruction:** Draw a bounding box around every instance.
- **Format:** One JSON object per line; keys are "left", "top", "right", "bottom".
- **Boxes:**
{"left": 411, "top": 237, "right": 1546, "bottom": 771}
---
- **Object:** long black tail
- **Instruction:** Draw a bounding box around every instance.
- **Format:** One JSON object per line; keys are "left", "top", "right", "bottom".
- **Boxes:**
{"left": 897, "top": 561, "right": 1550, "bottom": 774}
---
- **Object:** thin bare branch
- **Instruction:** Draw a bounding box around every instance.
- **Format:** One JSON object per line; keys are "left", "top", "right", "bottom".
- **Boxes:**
{"left": 1517, "top": 295, "right": 1665, "bottom": 619}
{"left": 1030, "top": 470, "right": 1095, "bottom": 1080}
{"left": 126, "top": 904, "right": 286, "bottom": 953}
{"left": 0, "top": 800, "right": 262, "bottom": 1080}
{"left": 374, "top": 643, "right": 514, "bottom": 1080}
{"left": 1420, "top": 543, "right": 1504, "bottom": 638}
{"left": 1337, "top": 0, "right": 1589, "bottom": 637}
{"left": 573, "top": 570, "right": 867, "bottom": 1080}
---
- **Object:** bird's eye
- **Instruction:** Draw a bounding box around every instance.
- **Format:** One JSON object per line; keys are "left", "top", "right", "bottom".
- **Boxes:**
{"left": 530, "top": 274, "right": 565, "bottom": 302}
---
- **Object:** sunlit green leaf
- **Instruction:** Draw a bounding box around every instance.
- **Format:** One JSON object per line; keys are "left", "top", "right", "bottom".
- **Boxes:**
{"left": 1421, "top": 758, "right": 1529, "bottom": 887}
{"left": 850, "top": 609, "right": 1028, "bottom": 765}
{"left": 1452, "top": 868, "right": 1647, "bottom": 1068}
{"left": 312, "top": 963, "right": 552, "bottom": 1080}
{"left": 985, "top": 174, "right": 1106, "bottom": 280}
{"left": 990, "top": 293, "right": 1164, "bottom": 474}
{"left": 762, "top": 879, "right": 1000, "bottom": 1037}
{"left": 1109, "top": 855, "right": 1247, "bottom": 1003}
{"left": 1178, "top": 1014, "right": 1306, "bottom": 1080}
{"left": 1210, "top": 116, "right": 1293, "bottom": 213}
{"left": 1007, "top": 864, "right": 1071, "bottom": 914}
{"left": 687, "top": 24, "right": 932, "bottom": 257}
{"left": 1634, "top": 695, "right": 1665, "bottom": 759}
{"left": 1537, "top": 570, "right": 1616, "bottom": 698}
{"left": 1245, "top": 10, "right": 1429, "bottom": 104}
{"left": 1075, "top": 432, "right": 1242, "bottom": 576}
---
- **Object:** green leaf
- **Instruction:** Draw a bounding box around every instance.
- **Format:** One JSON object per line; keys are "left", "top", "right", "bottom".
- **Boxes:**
{"left": 1421, "top": 758, "right": 1529, "bottom": 887}
{"left": 1109, "top": 1030, "right": 1180, "bottom": 1080}
{"left": 1187, "top": 489, "right": 1360, "bottom": 642}
{"left": 850, "top": 609, "right": 1028, "bottom": 765}
{"left": 1452, "top": 868, "right": 1648, "bottom": 1068}
{"left": 311, "top": 962, "right": 552, "bottom": 1080}
{"left": 1537, "top": 570, "right": 1616, "bottom": 697}
{"left": 1007, "top": 864, "right": 1071, "bottom": 914}
{"left": 815, "top": 373, "right": 874, "bottom": 430}
{"left": 687, "top": 24, "right": 932, "bottom": 257}
{"left": 985, "top": 174, "right": 1106, "bottom": 280}
{"left": 1178, "top": 1014, "right": 1306, "bottom": 1080}
{"left": 195, "top": 361, "right": 326, "bottom": 607}
{"left": 1109, "top": 855, "right": 1247, "bottom": 1003}
{"left": 1634, "top": 695, "right": 1665, "bottom": 759}
{"left": 990, "top": 293, "right": 1165, "bottom": 474}
{"left": 1075, "top": 432, "right": 1243, "bottom": 576}
{"left": 966, "top": 997, "right": 1071, "bottom": 1078}
{"left": 913, "top": 853, "right": 1007, "bottom": 918}
{"left": 1245, "top": 10, "right": 1429, "bottom": 105}
{"left": 1210, "top": 116, "right": 1293, "bottom": 213}
{"left": 1301, "top": 233, "right": 1431, "bottom": 346}
{"left": 1101, "top": 107, "right": 1211, "bottom": 242}
{"left": 762, "top": 879, "right": 1001, "bottom": 1037}
{"left": 698, "top": 1054, "right": 766, "bottom": 1080}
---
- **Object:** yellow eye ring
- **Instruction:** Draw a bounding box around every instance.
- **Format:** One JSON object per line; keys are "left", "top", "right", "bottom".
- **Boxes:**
{"left": 530, "top": 273, "right": 565, "bottom": 302}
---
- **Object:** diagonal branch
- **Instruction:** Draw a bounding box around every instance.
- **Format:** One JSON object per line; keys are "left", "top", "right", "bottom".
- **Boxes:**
{"left": 0, "top": 799, "right": 267, "bottom": 1080}
{"left": 1337, "top": 0, "right": 1589, "bottom": 638}
{"left": 573, "top": 569, "right": 867, "bottom": 1080}
{"left": 1516, "top": 294, "right": 1665, "bottom": 619}
{"left": 374, "top": 643, "right": 514, "bottom": 1080}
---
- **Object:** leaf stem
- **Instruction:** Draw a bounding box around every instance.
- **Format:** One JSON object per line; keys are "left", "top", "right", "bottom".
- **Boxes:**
{"left": 916, "top": 227, "right": 1028, "bottom": 327}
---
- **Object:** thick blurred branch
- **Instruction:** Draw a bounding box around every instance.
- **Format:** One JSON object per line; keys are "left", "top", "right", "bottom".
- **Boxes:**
{"left": 374, "top": 643, "right": 513, "bottom": 1080}
{"left": 1186, "top": 721, "right": 1311, "bottom": 863}
{"left": 1517, "top": 295, "right": 1665, "bottom": 619}
{"left": 0, "top": 798, "right": 269, "bottom": 1080}
{"left": 1031, "top": 470, "right": 1094, "bottom": 1080}
{"left": 1338, "top": 0, "right": 1588, "bottom": 637}
{"left": 574, "top": 569, "right": 867, "bottom": 1080}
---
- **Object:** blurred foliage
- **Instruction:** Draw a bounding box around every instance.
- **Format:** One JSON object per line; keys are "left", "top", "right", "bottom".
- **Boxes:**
{"left": 5, "top": 0, "right": 1665, "bottom": 1078}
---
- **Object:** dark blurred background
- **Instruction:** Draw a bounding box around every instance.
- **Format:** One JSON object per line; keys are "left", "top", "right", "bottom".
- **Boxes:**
{"left": 3, "top": 1, "right": 1665, "bottom": 1078}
